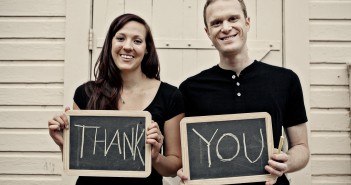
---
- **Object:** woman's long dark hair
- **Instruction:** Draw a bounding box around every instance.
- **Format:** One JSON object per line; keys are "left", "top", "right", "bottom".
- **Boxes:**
{"left": 86, "top": 13, "right": 160, "bottom": 110}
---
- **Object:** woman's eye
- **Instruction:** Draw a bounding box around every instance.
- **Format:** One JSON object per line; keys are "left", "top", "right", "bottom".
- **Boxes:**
{"left": 116, "top": 37, "right": 124, "bottom": 41}
{"left": 134, "top": 39, "right": 143, "bottom": 44}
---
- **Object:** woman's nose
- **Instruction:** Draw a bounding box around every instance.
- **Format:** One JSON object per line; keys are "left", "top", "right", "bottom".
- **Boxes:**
{"left": 123, "top": 41, "right": 133, "bottom": 51}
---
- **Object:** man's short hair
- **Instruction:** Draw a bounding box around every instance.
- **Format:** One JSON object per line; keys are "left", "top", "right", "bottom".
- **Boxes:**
{"left": 203, "top": 0, "right": 248, "bottom": 28}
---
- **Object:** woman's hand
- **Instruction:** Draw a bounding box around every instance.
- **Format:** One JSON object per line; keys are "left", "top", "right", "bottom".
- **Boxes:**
{"left": 146, "top": 121, "right": 164, "bottom": 162}
{"left": 48, "top": 107, "right": 70, "bottom": 150}
{"left": 264, "top": 149, "right": 289, "bottom": 185}
{"left": 177, "top": 168, "right": 188, "bottom": 185}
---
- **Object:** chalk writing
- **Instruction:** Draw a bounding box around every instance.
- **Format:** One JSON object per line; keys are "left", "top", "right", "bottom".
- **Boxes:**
{"left": 192, "top": 128, "right": 264, "bottom": 168}
{"left": 74, "top": 123, "right": 145, "bottom": 166}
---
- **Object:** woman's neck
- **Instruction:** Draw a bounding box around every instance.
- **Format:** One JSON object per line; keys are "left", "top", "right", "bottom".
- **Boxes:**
{"left": 121, "top": 71, "right": 147, "bottom": 91}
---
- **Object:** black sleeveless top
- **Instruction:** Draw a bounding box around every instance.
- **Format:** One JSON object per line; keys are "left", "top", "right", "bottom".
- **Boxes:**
{"left": 73, "top": 81, "right": 184, "bottom": 185}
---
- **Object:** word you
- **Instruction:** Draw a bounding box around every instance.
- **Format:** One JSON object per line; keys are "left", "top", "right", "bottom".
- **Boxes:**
{"left": 192, "top": 128, "right": 264, "bottom": 168}
{"left": 74, "top": 123, "right": 145, "bottom": 165}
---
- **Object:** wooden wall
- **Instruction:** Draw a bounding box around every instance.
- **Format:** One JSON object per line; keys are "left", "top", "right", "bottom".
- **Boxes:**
{"left": 1, "top": 0, "right": 351, "bottom": 184}
{"left": 0, "top": 0, "right": 65, "bottom": 184}
{"left": 309, "top": 0, "right": 351, "bottom": 184}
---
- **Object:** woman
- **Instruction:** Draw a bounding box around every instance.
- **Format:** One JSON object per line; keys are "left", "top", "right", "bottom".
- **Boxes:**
{"left": 48, "top": 13, "right": 184, "bottom": 184}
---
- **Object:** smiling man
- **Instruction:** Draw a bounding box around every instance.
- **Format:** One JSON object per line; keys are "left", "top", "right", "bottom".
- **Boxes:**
{"left": 178, "top": 0, "right": 310, "bottom": 185}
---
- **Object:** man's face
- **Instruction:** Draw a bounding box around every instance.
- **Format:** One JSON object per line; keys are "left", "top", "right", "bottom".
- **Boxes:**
{"left": 205, "top": 0, "right": 250, "bottom": 56}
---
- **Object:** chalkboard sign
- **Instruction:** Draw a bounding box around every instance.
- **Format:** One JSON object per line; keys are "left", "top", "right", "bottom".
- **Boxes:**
{"left": 180, "top": 112, "right": 274, "bottom": 184}
{"left": 63, "top": 110, "right": 151, "bottom": 177}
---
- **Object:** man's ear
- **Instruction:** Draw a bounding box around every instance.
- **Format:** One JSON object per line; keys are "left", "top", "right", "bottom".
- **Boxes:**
{"left": 246, "top": 17, "right": 251, "bottom": 30}
{"left": 204, "top": 27, "right": 210, "bottom": 38}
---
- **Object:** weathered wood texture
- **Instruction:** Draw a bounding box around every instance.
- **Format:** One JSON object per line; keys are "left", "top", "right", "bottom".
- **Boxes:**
{"left": 0, "top": 0, "right": 66, "bottom": 184}
{"left": 309, "top": 0, "right": 351, "bottom": 183}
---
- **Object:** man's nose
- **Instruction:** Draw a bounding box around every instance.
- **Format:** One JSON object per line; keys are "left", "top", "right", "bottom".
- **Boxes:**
{"left": 221, "top": 21, "right": 232, "bottom": 32}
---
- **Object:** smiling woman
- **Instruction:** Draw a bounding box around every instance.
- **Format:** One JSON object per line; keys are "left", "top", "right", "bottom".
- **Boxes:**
{"left": 111, "top": 21, "right": 148, "bottom": 73}
{"left": 48, "top": 13, "right": 185, "bottom": 185}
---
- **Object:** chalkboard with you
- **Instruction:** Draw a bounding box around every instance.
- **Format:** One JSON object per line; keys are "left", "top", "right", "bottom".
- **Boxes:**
{"left": 180, "top": 112, "right": 275, "bottom": 184}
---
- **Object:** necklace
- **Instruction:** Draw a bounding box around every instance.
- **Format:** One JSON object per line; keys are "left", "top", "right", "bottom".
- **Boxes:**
{"left": 121, "top": 98, "right": 125, "bottom": 104}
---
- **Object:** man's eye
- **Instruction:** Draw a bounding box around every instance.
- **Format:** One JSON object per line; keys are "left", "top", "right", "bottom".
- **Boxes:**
{"left": 212, "top": 21, "right": 221, "bottom": 27}
{"left": 229, "top": 17, "right": 238, "bottom": 22}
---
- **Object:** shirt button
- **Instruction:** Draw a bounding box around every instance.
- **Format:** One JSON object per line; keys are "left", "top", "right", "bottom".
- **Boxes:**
{"left": 232, "top": 75, "right": 236, "bottom": 79}
{"left": 237, "top": 92, "right": 241, "bottom": 97}
{"left": 236, "top": 82, "right": 240, "bottom": 86}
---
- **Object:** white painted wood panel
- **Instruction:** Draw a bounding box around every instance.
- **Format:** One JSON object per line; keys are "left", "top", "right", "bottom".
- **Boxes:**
{"left": 310, "top": 42, "right": 351, "bottom": 63}
{"left": 0, "top": 107, "right": 62, "bottom": 128}
{"left": 310, "top": 86, "right": 349, "bottom": 108}
{"left": 310, "top": 109, "right": 350, "bottom": 131}
{"left": 311, "top": 155, "right": 351, "bottom": 175}
{"left": 310, "top": 64, "right": 348, "bottom": 85}
{"left": 0, "top": 0, "right": 65, "bottom": 16}
{"left": 309, "top": 0, "right": 351, "bottom": 183}
{"left": 310, "top": 20, "right": 351, "bottom": 41}
{"left": 125, "top": 0, "right": 152, "bottom": 23}
{"left": 0, "top": 40, "right": 64, "bottom": 60}
{"left": 311, "top": 132, "right": 351, "bottom": 154}
{"left": 0, "top": 175, "right": 62, "bottom": 185}
{"left": 0, "top": 153, "right": 62, "bottom": 174}
{"left": 0, "top": 18, "right": 65, "bottom": 38}
{"left": 152, "top": 0, "right": 183, "bottom": 39}
{"left": 310, "top": 1, "right": 351, "bottom": 19}
{"left": 0, "top": 0, "right": 66, "bottom": 184}
{"left": 0, "top": 62, "right": 63, "bottom": 83}
{"left": 158, "top": 50, "right": 184, "bottom": 86}
{"left": 312, "top": 176, "right": 351, "bottom": 185}
{"left": 0, "top": 130, "right": 59, "bottom": 151}
{"left": 0, "top": 85, "right": 63, "bottom": 105}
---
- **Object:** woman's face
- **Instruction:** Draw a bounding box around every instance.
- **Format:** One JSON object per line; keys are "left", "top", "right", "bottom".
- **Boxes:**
{"left": 111, "top": 21, "right": 147, "bottom": 73}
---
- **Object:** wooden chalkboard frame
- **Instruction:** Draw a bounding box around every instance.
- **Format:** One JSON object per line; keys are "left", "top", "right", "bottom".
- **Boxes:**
{"left": 180, "top": 112, "right": 275, "bottom": 185}
{"left": 63, "top": 110, "right": 152, "bottom": 177}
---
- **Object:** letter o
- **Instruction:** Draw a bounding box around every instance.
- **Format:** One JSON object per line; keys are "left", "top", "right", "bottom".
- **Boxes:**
{"left": 216, "top": 133, "right": 240, "bottom": 162}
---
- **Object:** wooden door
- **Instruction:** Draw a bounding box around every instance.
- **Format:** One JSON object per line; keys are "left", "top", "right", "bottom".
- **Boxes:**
{"left": 91, "top": 0, "right": 282, "bottom": 87}
{"left": 91, "top": 2, "right": 283, "bottom": 185}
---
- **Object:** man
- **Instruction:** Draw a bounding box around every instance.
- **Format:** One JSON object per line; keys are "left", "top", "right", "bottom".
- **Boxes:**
{"left": 177, "top": 0, "right": 309, "bottom": 184}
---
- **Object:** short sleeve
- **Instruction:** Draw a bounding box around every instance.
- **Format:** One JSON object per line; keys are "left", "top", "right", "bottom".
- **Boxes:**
{"left": 73, "top": 83, "right": 90, "bottom": 110}
{"left": 284, "top": 71, "right": 308, "bottom": 127}
{"left": 165, "top": 88, "right": 185, "bottom": 121}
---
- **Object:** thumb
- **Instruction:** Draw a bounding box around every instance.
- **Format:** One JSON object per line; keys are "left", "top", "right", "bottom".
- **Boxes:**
{"left": 64, "top": 106, "right": 70, "bottom": 112}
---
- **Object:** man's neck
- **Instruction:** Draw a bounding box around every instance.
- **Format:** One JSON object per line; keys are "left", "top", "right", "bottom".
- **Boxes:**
{"left": 218, "top": 52, "right": 252, "bottom": 76}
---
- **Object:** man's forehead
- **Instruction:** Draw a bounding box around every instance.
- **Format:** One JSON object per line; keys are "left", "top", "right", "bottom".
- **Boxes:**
{"left": 206, "top": 0, "right": 243, "bottom": 18}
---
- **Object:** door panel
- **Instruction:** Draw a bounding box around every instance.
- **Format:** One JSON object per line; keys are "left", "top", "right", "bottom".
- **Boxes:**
{"left": 92, "top": 0, "right": 282, "bottom": 86}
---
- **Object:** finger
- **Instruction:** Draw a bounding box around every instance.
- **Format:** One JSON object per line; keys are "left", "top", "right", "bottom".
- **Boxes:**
{"left": 64, "top": 106, "right": 70, "bottom": 112}
{"left": 52, "top": 114, "right": 65, "bottom": 128}
{"left": 147, "top": 127, "right": 160, "bottom": 135}
{"left": 146, "top": 138, "right": 161, "bottom": 146}
{"left": 59, "top": 113, "right": 69, "bottom": 128}
{"left": 271, "top": 153, "right": 288, "bottom": 163}
{"left": 148, "top": 122, "right": 160, "bottom": 130}
{"left": 48, "top": 119, "right": 61, "bottom": 130}
{"left": 48, "top": 124, "right": 61, "bottom": 131}
{"left": 268, "top": 159, "right": 288, "bottom": 172}
{"left": 265, "top": 176, "right": 277, "bottom": 185}
{"left": 265, "top": 164, "right": 283, "bottom": 177}
{"left": 177, "top": 168, "right": 188, "bottom": 181}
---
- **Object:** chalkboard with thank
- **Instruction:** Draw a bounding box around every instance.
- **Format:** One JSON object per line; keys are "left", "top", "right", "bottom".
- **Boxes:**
{"left": 63, "top": 110, "right": 151, "bottom": 177}
{"left": 180, "top": 112, "right": 274, "bottom": 184}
